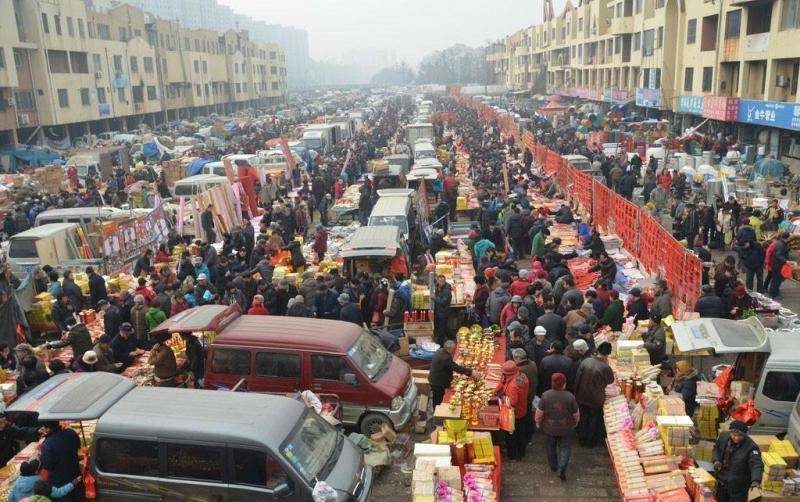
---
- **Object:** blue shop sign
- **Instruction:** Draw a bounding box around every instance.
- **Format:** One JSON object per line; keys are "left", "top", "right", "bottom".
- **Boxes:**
{"left": 738, "top": 99, "right": 800, "bottom": 131}
{"left": 98, "top": 104, "right": 111, "bottom": 117}
{"left": 636, "top": 88, "right": 661, "bottom": 108}
{"left": 678, "top": 95, "right": 704, "bottom": 115}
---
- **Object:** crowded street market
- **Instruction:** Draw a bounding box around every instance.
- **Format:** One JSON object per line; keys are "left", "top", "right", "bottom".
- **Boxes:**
{"left": 2, "top": 37, "right": 800, "bottom": 502}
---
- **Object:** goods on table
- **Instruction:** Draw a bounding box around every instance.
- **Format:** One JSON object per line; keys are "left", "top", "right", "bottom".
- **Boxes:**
{"left": 448, "top": 326, "right": 501, "bottom": 425}
{"left": 763, "top": 452, "right": 788, "bottom": 492}
{"left": 770, "top": 439, "right": 800, "bottom": 468}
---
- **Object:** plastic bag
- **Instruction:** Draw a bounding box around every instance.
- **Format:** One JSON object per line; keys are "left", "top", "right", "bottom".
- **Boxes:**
{"left": 731, "top": 399, "right": 762, "bottom": 426}
{"left": 83, "top": 447, "right": 97, "bottom": 499}
{"left": 499, "top": 403, "right": 515, "bottom": 433}
{"left": 782, "top": 262, "right": 794, "bottom": 280}
{"left": 714, "top": 365, "right": 734, "bottom": 397}
{"left": 312, "top": 480, "right": 339, "bottom": 502}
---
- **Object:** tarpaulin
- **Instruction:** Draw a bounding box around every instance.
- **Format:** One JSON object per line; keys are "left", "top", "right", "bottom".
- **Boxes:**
{"left": 1, "top": 149, "right": 61, "bottom": 167}
{"left": 142, "top": 142, "right": 159, "bottom": 159}
{"left": 188, "top": 158, "right": 214, "bottom": 176}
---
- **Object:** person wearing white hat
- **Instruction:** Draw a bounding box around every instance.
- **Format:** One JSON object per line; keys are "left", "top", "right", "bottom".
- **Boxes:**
{"left": 75, "top": 350, "right": 98, "bottom": 372}
{"left": 531, "top": 326, "right": 551, "bottom": 367}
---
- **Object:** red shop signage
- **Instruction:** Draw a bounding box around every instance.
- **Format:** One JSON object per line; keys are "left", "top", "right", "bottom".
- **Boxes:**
{"left": 703, "top": 96, "right": 739, "bottom": 122}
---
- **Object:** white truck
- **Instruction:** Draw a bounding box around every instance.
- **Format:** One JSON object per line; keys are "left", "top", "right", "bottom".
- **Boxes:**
{"left": 301, "top": 124, "right": 341, "bottom": 156}
{"left": 407, "top": 123, "right": 433, "bottom": 146}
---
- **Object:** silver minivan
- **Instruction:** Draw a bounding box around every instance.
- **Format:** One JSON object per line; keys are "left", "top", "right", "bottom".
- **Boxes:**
{"left": 8, "top": 373, "right": 372, "bottom": 502}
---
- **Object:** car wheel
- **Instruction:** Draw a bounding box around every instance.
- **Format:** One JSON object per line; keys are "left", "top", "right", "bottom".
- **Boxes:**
{"left": 360, "top": 412, "right": 392, "bottom": 436}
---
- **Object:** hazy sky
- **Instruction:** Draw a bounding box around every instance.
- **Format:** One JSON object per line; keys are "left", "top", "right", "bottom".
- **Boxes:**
{"left": 219, "top": 0, "right": 569, "bottom": 65}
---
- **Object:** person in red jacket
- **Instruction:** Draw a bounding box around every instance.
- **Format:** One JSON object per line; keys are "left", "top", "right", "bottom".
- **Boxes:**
{"left": 134, "top": 277, "right": 156, "bottom": 306}
{"left": 247, "top": 295, "right": 269, "bottom": 315}
{"left": 500, "top": 295, "right": 522, "bottom": 329}
{"left": 312, "top": 225, "right": 328, "bottom": 263}
{"left": 498, "top": 360, "right": 529, "bottom": 460}
{"left": 509, "top": 269, "right": 531, "bottom": 297}
{"left": 763, "top": 236, "right": 779, "bottom": 293}
{"left": 472, "top": 275, "right": 490, "bottom": 327}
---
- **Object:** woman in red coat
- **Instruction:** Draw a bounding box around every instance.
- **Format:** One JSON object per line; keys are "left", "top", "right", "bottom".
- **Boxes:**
{"left": 247, "top": 295, "right": 269, "bottom": 315}
{"left": 498, "top": 360, "right": 530, "bottom": 460}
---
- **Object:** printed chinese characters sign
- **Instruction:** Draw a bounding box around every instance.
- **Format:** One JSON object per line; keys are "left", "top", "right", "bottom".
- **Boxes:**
{"left": 738, "top": 100, "right": 800, "bottom": 131}
{"left": 678, "top": 95, "right": 704, "bottom": 115}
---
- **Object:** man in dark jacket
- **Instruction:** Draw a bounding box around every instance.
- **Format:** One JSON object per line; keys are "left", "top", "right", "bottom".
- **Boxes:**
{"left": 644, "top": 314, "right": 667, "bottom": 365}
{"left": 695, "top": 284, "right": 726, "bottom": 318}
{"left": 739, "top": 239, "right": 765, "bottom": 293}
{"left": 338, "top": 294, "right": 363, "bottom": 326}
{"left": 512, "top": 347, "right": 538, "bottom": 442}
{"left": 626, "top": 287, "right": 649, "bottom": 322}
{"left": 0, "top": 410, "right": 40, "bottom": 466}
{"left": 428, "top": 340, "right": 477, "bottom": 406}
{"left": 433, "top": 275, "right": 452, "bottom": 345}
{"left": 86, "top": 266, "right": 107, "bottom": 307}
{"left": 383, "top": 284, "right": 409, "bottom": 331}
{"left": 573, "top": 342, "right": 614, "bottom": 447}
{"left": 201, "top": 204, "right": 217, "bottom": 243}
{"left": 536, "top": 303, "right": 565, "bottom": 345}
{"left": 51, "top": 294, "right": 75, "bottom": 333}
{"left": 538, "top": 341, "right": 573, "bottom": 395}
{"left": 110, "top": 323, "right": 141, "bottom": 369}
{"left": 47, "top": 317, "right": 94, "bottom": 364}
{"left": 713, "top": 421, "right": 764, "bottom": 502}
{"left": 99, "top": 299, "right": 122, "bottom": 338}
{"left": 769, "top": 232, "right": 790, "bottom": 299}
{"left": 507, "top": 207, "right": 526, "bottom": 258}
{"left": 39, "top": 421, "right": 82, "bottom": 499}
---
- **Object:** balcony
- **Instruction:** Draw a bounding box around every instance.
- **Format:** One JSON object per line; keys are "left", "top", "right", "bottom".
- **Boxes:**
{"left": 610, "top": 17, "right": 634, "bottom": 34}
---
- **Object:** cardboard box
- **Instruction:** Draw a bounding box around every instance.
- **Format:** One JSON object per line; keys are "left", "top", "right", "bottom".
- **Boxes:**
{"left": 418, "top": 394, "right": 429, "bottom": 414}
{"left": 414, "top": 377, "right": 430, "bottom": 396}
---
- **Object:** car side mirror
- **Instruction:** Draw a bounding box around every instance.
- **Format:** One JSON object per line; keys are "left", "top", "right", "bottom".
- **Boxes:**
{"left": 272, "top": 482, "right": 293, "bottom": 498}
{"left": 342, "top": 372, "right": 359, "bottom": 386}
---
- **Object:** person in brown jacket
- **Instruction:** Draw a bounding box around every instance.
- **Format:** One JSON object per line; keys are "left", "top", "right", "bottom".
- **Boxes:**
{"left": 573, "top": 341, "right": 614, "bottom": 447}
{"left": 92, "top": 334, "right": 122, "bottom": 373}
{"left": 150, "top": 333, "right": 178, "bottom": 387}
{"left": 512, "top": 347, "right": 538, "bottom": 443}
{"left": 130, "top": 295, "right": 149, "bottom": 348}
{"left": 564, "top": 302, "right": 595, "bottom": 343}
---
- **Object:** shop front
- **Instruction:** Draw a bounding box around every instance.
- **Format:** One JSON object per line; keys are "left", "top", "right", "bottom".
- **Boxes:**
{"left": 635, "top": 87, "right": 663, "bottom": 119}
{"left": 737, "top": 99, "right": 800, "bottom": 170}
{"left": 677, "top": 94, "right": 705, "bottom": 133}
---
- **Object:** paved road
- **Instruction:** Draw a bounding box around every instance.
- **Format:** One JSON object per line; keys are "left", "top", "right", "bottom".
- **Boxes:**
{"left": 371, "top": 431, "right": 619, "bottom": 500}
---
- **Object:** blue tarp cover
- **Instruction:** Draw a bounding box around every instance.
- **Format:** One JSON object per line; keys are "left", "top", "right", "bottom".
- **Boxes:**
{"left": 142, "top": 142, "right": 159, "bottom": 159}
{"left": 188, "top": 158, "right": 214, "bottom": 176}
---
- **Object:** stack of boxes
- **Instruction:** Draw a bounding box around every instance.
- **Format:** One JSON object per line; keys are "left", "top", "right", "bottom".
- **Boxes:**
{"left": 412, "top": 444, "right": 451, "bottom": 501}
{"left": 32, "top": 165, "right": 65, "bottom": 193}
{"left": 684, "top": 467, "right": 716, "bottom": 502}
{"left": 696, "top": 404, "right": 719, "bottom": 439}
{"left": 771, "top": 439, "right": 799, "bottom": 468}
{"left": 693, "top": 440, "right": 715, "bottom": 464}
{"left": 763, "top": 452, "right": 788, "bottom": 492}
{"left": 27, "top": 292, "right": 54, "bottom": 329}
{"left": 656, "top": 416, "right": 694, "bottom": 457}
{"left": 729, "top": 380, "right": 752, "bottom": 404}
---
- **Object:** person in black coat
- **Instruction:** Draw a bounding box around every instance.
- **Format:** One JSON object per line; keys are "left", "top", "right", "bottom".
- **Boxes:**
{"left": 626, "top": 287, "right": 649, "bottom": 323}
{"left": 432, "top": 275, "right": 452, "bottom": 345}
{"left": 60, "top": 271, "right": 84, "bottom": 314}
{"left": 428, "top": 340, "right": 477, "bottom": 407}
{"left": 86, "top": 266, "right": 107, "bottom": 307}
{"left": 201, "top": 205, "right": 217, "bottom": 243}
{"left": 338, "top": 294, "right": 363, "bottom": 326}
{"left": 179, "top": 332, "right": 204, "bottom": 387}
{"left": 713, "top": 421, "right": 764, "bottom": 502}
{"left": 51, "top": 294, "right": 76, "bottom": 333}
{"left": 695, "top": 284, "right": 726, "bottom": 318}
{"left": 673, "top": 360, "right": 700, "bottom": 417}
{"left": 536, "top": 303, "right": 566, "bottom": 345}
{"left": 39, "top": 421, "right": 82, "bottom": 498}
{"left": 538, "top": 340, "right": 573, "bottom": 395}
{"left": 0, "top": 412, "right": 40, "bottom": 466}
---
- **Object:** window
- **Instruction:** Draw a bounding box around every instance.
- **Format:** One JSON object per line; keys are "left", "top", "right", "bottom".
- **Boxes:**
{"left": 657, "top": 27, "right": 663, "bottom": 48}
{"left": 53, "top": 15, "right": 61, "bottom": 35}
{"left": 166, "top": 444, "right": 223, "bottom": 482}
{"left": 726, "top": 10, "right": 742, "bottom": 38}
{"left": 763, "top": 371, "right": 800, "bottom": 402}
{"left": 96, "top": 87, "right": 106, "bottom": 104}
{"left": 643, "top": 29, "right": 654, "bottom": 56}
{"left": 578, "top": 17, "right": 583, "bottom": 31}
{"left": 15, "top": 91, "right": 34, "bottom": 111}
{"left": 234, "top": 62, "right": 239, "bottom": 74}
{"left": 615, "top": 36, "right": 622, "bottom": 54}
{"left": 134, "top": 29, "right": 141, "bottom": 38}
{"left": 702, "top": 66, "right": 713, "bottom": 92}
{"left": 616, "top": 2, "right": 622, "bottom": 17}
{"left": 96, "top": 439, "right": 159, "bottom": 477}
{"left": 143, "top": 57, "right": 153, "bottom": 73}
{"left": 12, "top": 49, "right": 21, "bottom": 68}
{"left": 147, "top": 85, "right": 157, "bottom": 100}
{"left": 684, "top": 67, "right": 694, "bottom": 92}
{"left": 117, "top": 87, "right": 125, "bottom": 102}
{"left": 92, "top": 53, "right": 101, "bottom": 71}
{"left": 0, "top": 49, "right": 4, "bottom": 69}
{"left": 747, "top": 3, "right": 773, "bottom": 34}
{"left": 129, "top": 56, "right": 138, "bottom": 72}
{"left": 113, "top": 55, "right": 123, "bottom": 72}
{"left": 211, "top": 348, "right": 250, "bottom": 375}
{"left": 66, "top": 17, "right": 74, "bottom": 37}
{"left": 202, "top": 60, "right": 207, "bottom": 74}
{"left": 196, "top": 84, "right": 201, "bottom": 96}
{"left": 270, "top": 51, "right": 276, "bottom": 59}
{"left": 193, "top": 60, "right": 199, "bottom": 73}
{"left": 57, "top": 89, "right": 69, "bottom": 108}
{"left": 272, "top": 82, "right": 279, "bottom": 91}
{"left": 233, "top": 449, "right": 288, "bottom": 489}
{"left": 701, "top": 15, "right": 719, "bottom": 51}
{"left": 97, "top": 24, "right": 110, "bottom": 40}
{"left": 80, "top": 88, "right": 90, "bottom": 106}
{"left": 41, "top": 13, "right": 49, "bottom": 34}
{"left": 204, "top": 84, "right": 210, "bottom": 96}
{"left": 687, "top": 19, "right": 696, "bottom": 44}
{"left": 312, "top": 355, "right": 355, "bottom": 382}
{"left": 118, "top": 27, "right": 128, "bottom": 42}
{"left": 184, "top": 37, "right": 189, "bottom": 50}
{"left": 69, "top": 52, "right": 89, "bottom": 73}
{"left": 236, "top": 82, "right": 241, "bottom": 93}
{"left": 78, "top": 18, "right": 85, "bottom": 38}
{"left": 194, "top": 39, "right": 200, "bottom": 51}
{"left": 8, "top": 240, "right": 38, "bottom": 258}
{"left": 635, "top": 0, "right": 642, "bottom": 14}
{"left": 783, "top": 0, "right": 800, "bottom": 30}
{"left": 634, "top": 31, "right": 641, "bottom": 50}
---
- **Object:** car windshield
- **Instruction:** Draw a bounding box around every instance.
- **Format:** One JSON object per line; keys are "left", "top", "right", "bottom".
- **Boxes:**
{"left": 348, "top": 331, "right": 391, "bottom": 381}
{"left": 281, "top": 410, "right": 339, "bottom": 483}
{"left": 368, "top": 216, "right": 408, "bottom": 235}
{"left": 304, "top": 139, "right": 322, "bottom": 149}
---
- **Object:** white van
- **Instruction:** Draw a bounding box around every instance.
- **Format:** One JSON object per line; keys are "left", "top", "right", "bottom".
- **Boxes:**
{"left": 672, "top": 317, "right": 800, "bottom": 435}
{"left": 413, "top": 140, "right": 437, "bottom": 161}
{"left": 6, "top": 223, "right": 103, "bottom": 275}
{"left": 368, "top": 190, "right": 415, "bottom": 239}
{"left": 171, "top": 174, "right": 228, "bottom": 197}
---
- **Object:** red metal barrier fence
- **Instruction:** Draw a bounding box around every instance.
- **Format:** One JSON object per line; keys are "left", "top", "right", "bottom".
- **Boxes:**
{"left": 449, "top": 92, "right": 703, "bottom": 312}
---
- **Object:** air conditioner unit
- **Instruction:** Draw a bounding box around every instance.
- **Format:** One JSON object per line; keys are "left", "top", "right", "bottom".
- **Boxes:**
{"left": 776, "top": 75, "right": 790, "bottom": 88}
{"left": 6, "top": 97, "right": 15, "bottom": 107}
{"left": 17, "top": 113, "right": 29, "bottom": 126}
{"left": 95, "top": 71, "right": 103, "bottom": 79}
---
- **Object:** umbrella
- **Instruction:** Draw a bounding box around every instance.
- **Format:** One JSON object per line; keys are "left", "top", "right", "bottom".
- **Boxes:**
{"left": 752, "top": 158, "right": 786, "bottom": 179}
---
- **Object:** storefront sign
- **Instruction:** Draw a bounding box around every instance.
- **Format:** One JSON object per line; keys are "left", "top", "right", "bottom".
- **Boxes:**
{"left": 603, "top": 89, "right": 629, "bottom": 103}
{"left": 678, "top": 95, "right": 704, "bottom": 115}
{"left": 636, "top": 88, "right": 661, "bottom": 108}
{"left": 738, "top": 99, "right": 800, "bottom": 131}
{"left": 702, "top": 96, "right": 739, "bottom": 121}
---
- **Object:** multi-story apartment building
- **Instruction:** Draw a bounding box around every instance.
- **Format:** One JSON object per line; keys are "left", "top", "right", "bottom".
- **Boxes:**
{"left": 487, "top": 0, "right": 800, "bottom": 167}
{"left": 0, "top": 0, "right": 287, "bottom": 149}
